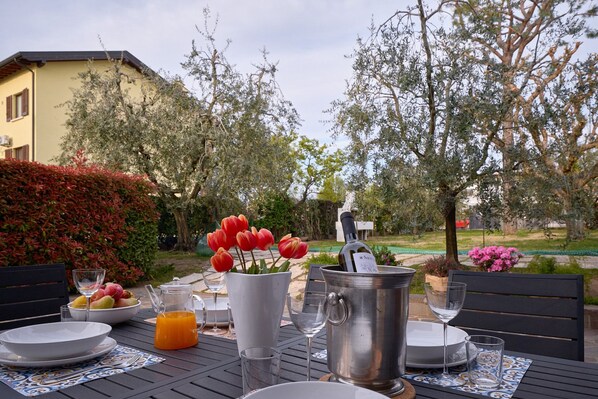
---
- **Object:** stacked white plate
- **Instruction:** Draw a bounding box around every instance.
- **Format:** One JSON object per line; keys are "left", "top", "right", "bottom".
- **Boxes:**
{"left": 198, "top": 296, "right": 230, "bottom": 327}
{"left": 0, "top": 322, "right": 116, "bottom": 367}
{"left": 406, "top": 321, "right": 468, "bottom": 368}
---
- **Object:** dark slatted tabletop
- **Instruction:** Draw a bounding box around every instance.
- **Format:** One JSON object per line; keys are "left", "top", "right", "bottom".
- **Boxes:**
{"left": 2, "top": 309, "right": 597, "bottom": 399}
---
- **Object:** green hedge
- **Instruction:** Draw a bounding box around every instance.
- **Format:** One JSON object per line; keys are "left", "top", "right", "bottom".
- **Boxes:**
{"left": 0, "top": 160, "right": 158, "bottom": 287}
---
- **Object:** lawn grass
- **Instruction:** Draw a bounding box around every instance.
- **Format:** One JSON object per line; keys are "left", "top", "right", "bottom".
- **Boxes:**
{"left": 306, "top": 228, "right": 598, "bottom": 253}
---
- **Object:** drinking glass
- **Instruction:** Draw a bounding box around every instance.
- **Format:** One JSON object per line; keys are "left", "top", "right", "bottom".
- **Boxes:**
{"left": 202, "top": 269, "right": 226, "bottom": 335}
{"left": 72, "top": 268, "right": 106, "bottom": 322}
{"left": 286, "top": 293, "right": 328, "bottom": 380}
{"left": 424, "top": 281, "right": 467, "bottom": 387}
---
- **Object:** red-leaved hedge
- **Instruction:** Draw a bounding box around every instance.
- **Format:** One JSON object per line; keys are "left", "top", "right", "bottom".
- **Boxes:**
{"left": 0, "top": 160, "right": 158, "bottom": 288}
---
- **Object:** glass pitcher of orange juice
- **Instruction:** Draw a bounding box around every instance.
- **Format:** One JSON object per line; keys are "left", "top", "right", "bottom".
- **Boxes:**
{"left": 146, "top": 278, "right": 207, "bottom": 350}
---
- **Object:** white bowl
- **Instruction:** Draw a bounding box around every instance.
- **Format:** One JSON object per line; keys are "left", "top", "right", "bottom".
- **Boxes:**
{"left": 68, "top": 301, "right": 141, "bottom": 325}
{"left": 245, "top": 381, "right": 387, "bottom": 399}
{"left": 406, "top": 321, "right": 467, "bottom": 362}
{"left": 0, "top": 321, "right": 111, "bottom": 360}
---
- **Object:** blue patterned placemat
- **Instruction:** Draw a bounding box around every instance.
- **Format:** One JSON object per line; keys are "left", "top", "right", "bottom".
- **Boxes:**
{"left": 0, "top": 345, "right": 164, "bottom": 397}
{"left": 404, "top": 355, "right": 532, "bottom": 398}
{"left": 312, "top": 350, "right": 532, "bottom": 398}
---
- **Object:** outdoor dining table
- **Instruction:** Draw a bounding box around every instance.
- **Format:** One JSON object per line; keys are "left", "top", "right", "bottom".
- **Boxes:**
{"left": 1, "top": 308, "right": 597, "bottom": 399}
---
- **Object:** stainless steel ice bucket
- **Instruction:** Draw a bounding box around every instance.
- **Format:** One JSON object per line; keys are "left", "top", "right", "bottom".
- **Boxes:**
{"left": 322, "top": 265, "right": 415, "bottom": 396}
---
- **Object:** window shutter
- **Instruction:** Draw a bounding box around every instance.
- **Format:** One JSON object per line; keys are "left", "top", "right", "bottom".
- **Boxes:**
{"left": 5, "top": 96, "right": 11, "bottom": 122}
{"left": 21, "top": 88, "right": 29, "bottom": 116}
{"left": 4, "top": 149, "right": 12, "bottom": 159}
{"left": 23, "top": 144, "right": 29, "bottom": 161}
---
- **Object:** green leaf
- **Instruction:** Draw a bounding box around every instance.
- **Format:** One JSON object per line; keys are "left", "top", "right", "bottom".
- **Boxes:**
{"left": 248, "top": 263, "right": 259, "bottom": 274}
{"left": 278, "top": 260, "right": 290, "bottom": 272}
{"left": 260, "top": 259, "right": 268, "bottom": 274}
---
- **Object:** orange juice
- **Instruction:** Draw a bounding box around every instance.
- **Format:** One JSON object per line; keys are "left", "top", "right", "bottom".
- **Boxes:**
{"left": 154, "top": 311, "right": 198, "bottom": 350}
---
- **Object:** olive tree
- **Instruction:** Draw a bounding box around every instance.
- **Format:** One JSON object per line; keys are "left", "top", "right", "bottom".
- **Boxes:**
{"left": 331, "top": 0, "right": 502, "bottom": 264}
{"left": 452, "top": 0, "right": 597, "bottom": 233}
{"left": 61, "top": 12, "right": 299, "bottom": 250}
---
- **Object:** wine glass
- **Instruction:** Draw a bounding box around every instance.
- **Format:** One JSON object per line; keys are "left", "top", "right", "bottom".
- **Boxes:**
{"left": 286, "top": 293, "right": 328, "bottom": 381}
{"left": 202, "top": 269, "right": 226, "bottom": 335}
{"left": 424, "top": 281, "right": 467, "bottom": 387}
{"left": 72, "top": 268, "right": 106, "bottom": 322}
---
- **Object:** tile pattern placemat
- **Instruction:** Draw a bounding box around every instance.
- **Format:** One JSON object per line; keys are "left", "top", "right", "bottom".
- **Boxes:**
{"left": 312, "top": 349, "right": 532, "bottom": 399}
{"left": 0, "top": 345, "right": 164, "bottom": 397}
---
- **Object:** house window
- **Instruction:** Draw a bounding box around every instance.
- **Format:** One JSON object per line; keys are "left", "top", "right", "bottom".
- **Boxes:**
{"left": 4, "top": 145, "right": 29, "bottom": 161}
{"left": 5, "top": 88, "right": 29, "bottom": 121}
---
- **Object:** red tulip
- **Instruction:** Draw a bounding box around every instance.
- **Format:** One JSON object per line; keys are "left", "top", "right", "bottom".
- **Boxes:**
{"left": 278, "top": 234, "right": 309, "bottom": 259}
{"left": 252, "top": 227, "right": 275, "bottom": 251}
{"left": 207, "top": 229, "right": 232, "bottom": 251}
{"left": 221, "top": 214, "right": 250, "bottom": 238}
{"left": 236, "top": 230, "right": 257, "bottom": 252}
{"left": 210, "top": 248, "right": 234, "bottom": 272}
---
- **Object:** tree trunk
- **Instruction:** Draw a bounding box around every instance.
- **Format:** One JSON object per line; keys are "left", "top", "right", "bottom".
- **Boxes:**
{"left": 443, "top": 194, "right": 460, "bottom": 265}
{"left": 501, "top": 116, "right": 517, "bottom": 235}
{"left": 563, "top": 196, "right": 585, "bottom": 241}
{"left": 173, "top": 208, "right": 194, "bottom": 251}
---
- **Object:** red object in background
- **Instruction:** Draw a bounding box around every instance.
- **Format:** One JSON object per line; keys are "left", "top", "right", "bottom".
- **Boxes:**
{"left": 456, "top": 219, "right": 470, "bottom": 229}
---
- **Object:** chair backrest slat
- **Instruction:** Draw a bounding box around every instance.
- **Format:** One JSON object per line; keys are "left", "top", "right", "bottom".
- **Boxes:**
{"left": 448, "top": 270, "right": 584, "bottom": 361}
{"left": 0, "top": 264, "right": 70, "bottom": 330}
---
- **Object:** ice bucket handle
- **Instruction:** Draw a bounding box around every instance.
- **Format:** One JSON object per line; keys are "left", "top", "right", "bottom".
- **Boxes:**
{"left": 326, "top": 292, "right": 348, "bottom": 326}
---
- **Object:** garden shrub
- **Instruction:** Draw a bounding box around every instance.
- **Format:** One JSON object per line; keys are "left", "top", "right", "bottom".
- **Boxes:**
{"left": 0, "top": 160, "right": 157, "bottom": 288}
{"left": 526, "top": 255, "right": 557, "bottom": 274}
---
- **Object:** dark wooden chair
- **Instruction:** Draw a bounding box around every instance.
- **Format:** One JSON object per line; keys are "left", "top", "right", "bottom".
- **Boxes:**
{"left": 302, "top": 264, "right": 328, "bottom": 312}
{"left": 0, "top": 264, "right": 70, "bottom": 330}
{"left": 448, "top": 270, "right": 584, "bottom": 361}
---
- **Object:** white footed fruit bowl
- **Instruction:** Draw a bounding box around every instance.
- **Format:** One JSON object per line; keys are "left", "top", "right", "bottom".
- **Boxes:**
{"left": 68, "top": 301, "right": 141, "bottom": 325}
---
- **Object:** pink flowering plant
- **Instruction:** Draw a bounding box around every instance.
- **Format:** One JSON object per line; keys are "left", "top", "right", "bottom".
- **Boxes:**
{"left": 468, "top": 246, "right": 523, "bottom": 272}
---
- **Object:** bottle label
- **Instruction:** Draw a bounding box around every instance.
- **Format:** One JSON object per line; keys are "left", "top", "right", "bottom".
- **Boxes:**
{"left": 353, "top": 253, "right": 379, "bottom": 273}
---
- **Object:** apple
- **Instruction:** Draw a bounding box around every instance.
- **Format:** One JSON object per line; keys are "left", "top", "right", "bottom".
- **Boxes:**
{"left": 104, "top": 282, "right": 124, "bottom": 301}
{"left": 114, "top": 297, "right": 139, "bottom": 308}
{"left": 90, "top": 295, "right": 115, "bottom": 309}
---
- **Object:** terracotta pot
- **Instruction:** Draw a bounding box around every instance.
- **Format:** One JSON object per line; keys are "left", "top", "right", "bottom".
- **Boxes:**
{"left": 225, "top": 271, "right": 291, "bottom": 355}
{"left": 424, "top": 274, "right": 448, "bottom": 291}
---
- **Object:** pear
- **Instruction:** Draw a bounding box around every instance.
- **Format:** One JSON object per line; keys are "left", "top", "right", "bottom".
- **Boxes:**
{"left": 90, "top": 288, "right": 106, "bottom": 302}
{"left": 90, "top": 295, "right": 115, "bottom": 309}
{"left": 71, "top": 295, "right": 88, "bottom": 308}
{"left": 114, "top": 297, "right": 138, "bottom": 308}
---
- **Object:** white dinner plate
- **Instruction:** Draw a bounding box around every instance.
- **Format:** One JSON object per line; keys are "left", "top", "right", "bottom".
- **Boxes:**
{"left": 0, "top": 321, "right": 111, "bottom": 360}
{"left": 406, "top": 321, "right": 467, "bottom": 363}
{"left": 0, "top": 337, "right": 117, "bottom": 368}
{"left": 245, "top": 381, "right": 388, "bottom": 399}
{"left": 406, "top": 344, "right": 470, "bottom": 368}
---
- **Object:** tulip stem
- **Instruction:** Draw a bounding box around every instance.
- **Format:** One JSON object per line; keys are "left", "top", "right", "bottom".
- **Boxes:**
{"left": 235, "top": 247, "right": 247, "bottom": 273}
{"left": 250, "top": 251, "right": 257, "bottom": 268}
{"left": 269, "top": 248, "right": 276, "bottom": 264}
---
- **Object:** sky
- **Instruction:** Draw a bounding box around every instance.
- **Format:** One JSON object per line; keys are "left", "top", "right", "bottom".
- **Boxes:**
{"left": 2, "top": 1, "right": 596, "bottom": 148}
{"left": 0, "top": 0, "right": 408, "bottom": 146}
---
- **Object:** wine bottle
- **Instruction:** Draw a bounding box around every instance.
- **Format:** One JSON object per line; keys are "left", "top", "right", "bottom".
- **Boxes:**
{"left": 338, "top": 211, "right": 379, "bottom": 273}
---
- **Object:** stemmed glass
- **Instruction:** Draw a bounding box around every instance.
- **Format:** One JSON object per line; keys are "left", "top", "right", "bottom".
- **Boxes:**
{"left": 72, "top": 268, "right": 106, "bottom": 322}
{"left": 286, "top": 293, "right": 328, "bottom": 381}
{"left": 424, "top": 281, "right": 467, "bottom": 387}
{"left": 202, "top": 269, "right": 226, "bottom": 335}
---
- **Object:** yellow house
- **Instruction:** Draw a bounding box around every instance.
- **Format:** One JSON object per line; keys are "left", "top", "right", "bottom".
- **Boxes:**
{"left": 0, "top": 51, "right": 151, "bottom": 164}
